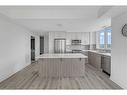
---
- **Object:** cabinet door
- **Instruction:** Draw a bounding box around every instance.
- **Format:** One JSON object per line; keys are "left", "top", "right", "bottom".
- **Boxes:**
{"left": 88, "top": 52, "right": 95, "bottom": 66}
{"left": 94, "top": 54, "right": 101, "bottom": 69}
{"left": 88, "top": 52, "right": 101, "bottom": 70}
{"left": 69, "top": 58, "right": 85, "bottom": 77}
{"left": 102, "top": 56, "right": 111, "bottom": 74}
{"left": 91, "top": 52, "right": 95, "bottom": 66}
{"left": 39, "top": 58, "right": 61, "bottom": 78}
{"left": 48, "top": 58, "right": 61, "bottom": 77}
{"left": 88, "top": 52, "right": 92, "bottom": 64}
{"left": 101, "top": 56, "right": 105, "bottom": 70}
{"left": 61, "top": 58, "right": 72, "bottom": 77}
{"left": 61, "top": 58, "right": 85, "bottom": 77}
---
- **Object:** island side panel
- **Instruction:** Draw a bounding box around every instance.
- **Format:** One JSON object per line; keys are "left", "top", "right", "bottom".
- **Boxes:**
{"left": 61, "top": 58, "right": 85, "bottom": 77}
{"left": 38, "top": 58, "right": 61, "bottom": 78}
{"left": 38, "top": 57, "right": 85, "bottom": 78}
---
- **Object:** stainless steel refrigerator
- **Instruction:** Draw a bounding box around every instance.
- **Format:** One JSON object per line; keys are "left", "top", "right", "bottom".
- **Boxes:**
{"left": 54, "top": 38, "right": 66, "bottom": 53}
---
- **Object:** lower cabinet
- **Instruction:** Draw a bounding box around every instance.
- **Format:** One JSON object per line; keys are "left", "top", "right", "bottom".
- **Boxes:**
{"left": 38, "top": 58, "right": 85, "bottom": 78}
{"left": 81, "top": 51, "right": 88, "bottom": 64}
{"left": 62, "top": 58, "right": 85, "bottom": 77}
{"left": 88, "top": 51, "right": 101, "bottom": 70}
{"left": 39, "top": 58, "right": 61, "bottom": 77}
{"left": 88, "top": 51, "right": 111, "bottom": 75}
{"left": 101, "top": 55, "right": 111, "bottom": 75}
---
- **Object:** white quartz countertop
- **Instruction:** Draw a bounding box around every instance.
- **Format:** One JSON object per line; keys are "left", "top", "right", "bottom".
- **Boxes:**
{"left": 82, "top": 50, "right": 111, "bottom": 56}
{"left": 36, "top": 53, "right": 88, "bottom": 59}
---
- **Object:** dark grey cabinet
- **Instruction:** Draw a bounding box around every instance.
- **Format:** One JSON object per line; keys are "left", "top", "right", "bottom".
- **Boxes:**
{"left": 39, "top": 58, "right": 85, "bottom": 78}
{"left": 88, "top": 51, "right": 111, "bottom": 75}
{"left": 88, "top": 51, "right": 101, "bottom": 70}
{"left": 81, "top": 51, "right": 88, "bottom": 63}
{"left": 101, "top": 55, "right": 111, "bottom": 75}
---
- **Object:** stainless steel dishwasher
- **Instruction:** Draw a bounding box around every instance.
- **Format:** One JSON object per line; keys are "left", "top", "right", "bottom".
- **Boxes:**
{"left": 101, "top": 55, "right": 111, "bottom": 75}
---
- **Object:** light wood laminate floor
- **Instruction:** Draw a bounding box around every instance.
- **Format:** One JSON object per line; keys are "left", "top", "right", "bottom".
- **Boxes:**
{"left": 0, "top": 63, "right": 122, "bottom": 89}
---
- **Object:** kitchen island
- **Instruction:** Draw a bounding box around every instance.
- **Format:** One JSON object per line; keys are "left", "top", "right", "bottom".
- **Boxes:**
{"left": 36, "top": 53, "right": 87, "bottom": 78}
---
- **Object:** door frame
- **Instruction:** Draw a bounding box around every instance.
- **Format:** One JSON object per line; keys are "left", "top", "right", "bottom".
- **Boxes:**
{"left": 40, "top": 36, "right": 44, "bottom": 55}
{"left": 31, "top": 36, "right": 35, "bottom": 62}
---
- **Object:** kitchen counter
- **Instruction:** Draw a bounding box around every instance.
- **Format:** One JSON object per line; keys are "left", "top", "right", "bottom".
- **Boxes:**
{"left": 86, "top": 50, "right": 111, "bottom": 72}
{"left": 82, "top": 50, "right": 111, "bottom": 56}
{"left": 36, "top": 53, "right": 87, "bottom": 59}
{"left": 37, "top": 53, "right": 86, "bottom": 78}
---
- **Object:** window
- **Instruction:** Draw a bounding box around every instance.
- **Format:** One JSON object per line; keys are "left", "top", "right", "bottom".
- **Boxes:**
{"left": 96, "top": 27, "right": 112, "bottom": 49}
{"left": 107, "top": 28, "right": 112, "bottom": 48}
{"left": 100, "top": 31, "right": 105, "bottom": 48}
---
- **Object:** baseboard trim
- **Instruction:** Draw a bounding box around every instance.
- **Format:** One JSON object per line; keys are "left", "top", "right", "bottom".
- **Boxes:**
{"left": 110, "top": 77, "right": 127, "bottom": 89}
{"left": 0, "top": 62, "right": 31, "bottom": 83}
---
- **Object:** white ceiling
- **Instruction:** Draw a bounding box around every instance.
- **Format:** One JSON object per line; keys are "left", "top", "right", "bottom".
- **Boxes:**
{"left": 0, "top": 6, "right": 100, "bottom": 19}
{"left": 15, "top": 19, "right": 96, "bottom": 32}
{"left": 0, "top": 6, "right": 118, "bottom": 32}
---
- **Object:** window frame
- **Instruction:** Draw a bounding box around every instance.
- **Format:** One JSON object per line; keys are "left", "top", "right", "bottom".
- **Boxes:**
{"left": 96, "top": 27, "right": 111, "bottom": 49}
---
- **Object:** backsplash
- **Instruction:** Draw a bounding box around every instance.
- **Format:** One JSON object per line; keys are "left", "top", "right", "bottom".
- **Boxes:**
{"left": 84, "top": 45, "right": 90, "bottom": 50}
{"left": 66, "top": 44, "right": 96, "bottom": 50}
{"left": 89, "top": 44, "right": 96, "bottom": 50}
{"left": 66, "top": 45, "right": 88, "bottom": 50}
{"left": 89, "top": 44, "right": 111, "bottom": 53}
{"left": 66, "top": 44, "right": 112, "bottom": 53}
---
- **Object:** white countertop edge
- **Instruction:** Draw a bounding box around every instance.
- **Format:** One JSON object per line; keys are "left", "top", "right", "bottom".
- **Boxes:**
{"left": 36, "top": 53, "right": 88, "bottom": 59}
{"left": 88, "top": 51, "right": 111, "bottom": 56}
{"left": 82, "top": 50, "right": 111, "bottom": 56}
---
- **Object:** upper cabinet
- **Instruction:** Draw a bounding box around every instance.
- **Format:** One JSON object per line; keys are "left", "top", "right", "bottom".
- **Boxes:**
{"left": 65, "top": 32, "right": 90, "bottom": 45}
{"left": 48, "top": 31, "right": 96, "bottom": 53}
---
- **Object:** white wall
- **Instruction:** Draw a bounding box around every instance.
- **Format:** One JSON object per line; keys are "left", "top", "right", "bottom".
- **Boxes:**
{"left": 48, "top": 32, "right": 90, "bottom": 53}
{"left": 35, "top": 36, "right": 40, "bottom": 57}
{"left": 111, "top": 12, "right": 127, "bottom": 89}
{"left": 0, "top": 14, "right": 39, "bottom": 82}
{"left": 90, "top": 32, "right": 96, "bottom": 44}
{"left": 44, "top": 33, "right": 49, "bottom": 53}
{"left": 90, "top": 18, "right": 111, "bottom": 32}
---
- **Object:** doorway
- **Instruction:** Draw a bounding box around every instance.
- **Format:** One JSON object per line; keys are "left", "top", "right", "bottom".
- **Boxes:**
{"left": 40, "top": 36, "right": 44, "bottom": 54}
{"left": 31, "top": 36, "right": 35, "bottom": 62}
